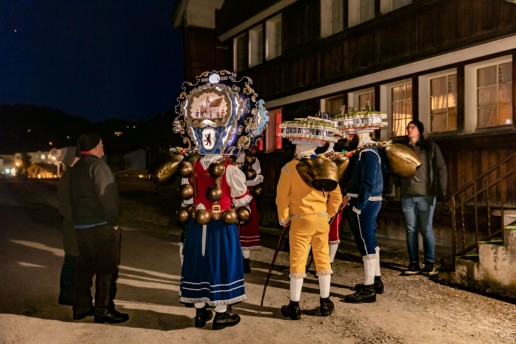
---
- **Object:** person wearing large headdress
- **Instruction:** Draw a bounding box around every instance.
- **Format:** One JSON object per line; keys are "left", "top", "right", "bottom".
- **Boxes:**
{"left": 276, "top": 116, "right": 343, "bottom": 320}
{"left": 333, "top": 109, "right": 388, "bottom": 303}
{"left": 235, "top": 145, "right": 264, "bottom": 273}
{"left": 150, "top": 71, "right": 269, "bottom": 330}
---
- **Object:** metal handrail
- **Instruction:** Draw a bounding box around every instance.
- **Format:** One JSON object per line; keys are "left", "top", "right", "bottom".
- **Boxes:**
{"left": 446, "top": 152, "right": 516, "bottom": 270}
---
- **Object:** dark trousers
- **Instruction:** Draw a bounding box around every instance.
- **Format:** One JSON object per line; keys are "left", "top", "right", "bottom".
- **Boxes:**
{"left": 346, "top": 201, "right": 382, "bottom": 256}
{"left": 59, "top": 255, "right": 78, "bottom": 305}
{"left": 74, "top": 225, "right": 120, "bottom": 313}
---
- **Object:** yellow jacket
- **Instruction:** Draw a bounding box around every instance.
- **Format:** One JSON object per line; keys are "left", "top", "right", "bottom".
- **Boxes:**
{"left": 276, "top": 159, "right": 343, "bottom": 224}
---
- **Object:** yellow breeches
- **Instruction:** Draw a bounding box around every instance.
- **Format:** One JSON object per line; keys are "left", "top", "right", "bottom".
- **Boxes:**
{"left": 289, "top": 214, "right": 332, "bottom": 277}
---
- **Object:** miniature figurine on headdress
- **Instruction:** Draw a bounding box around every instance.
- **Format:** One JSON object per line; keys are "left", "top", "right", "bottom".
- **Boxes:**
{"left": 275, "top": 115, "right": 343, "bottom": 320}
{"left": 150, "top": 70, "right": 268, "bottom": 330}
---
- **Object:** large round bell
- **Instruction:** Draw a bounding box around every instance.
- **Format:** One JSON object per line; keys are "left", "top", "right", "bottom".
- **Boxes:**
{"left": 177, "top": 208, "right": 190, "bottom": 224}
{"left": 244, "top": 155, "right": 256, "bottom": 165}
{"left": 384, "top": 143, "right": 422, "bottom": 178}
{"left": 209, "top": 163, "right": 225, "bottom": 177}
{"left": 177, "top": 161, "right": 193, "bottom": 177}
{"left": 253, "top": 185, "right": 263, "bottom": 197}
{"left": 179, "top": 184, "right": 194, "bottom": 200}
{"left": 310, "top": 158, "right": 338, "bottom": 191}
{"left": 206, "top": 186, "right": 222, "bottom": 202}
{"left": 245, "top": 168, "right": 257, "bottom": 180}
{"left": 148, "top": 151, "right": 184, "bottom": 183}
{"left": 334, "top": 156, "right": 350, "bottom": 181}
{"left": 222, "top": 209, "right": 238, "bottom": 224}
{"left": 237, "top": 207, "right": 251, "bottom": 223}
{"left": 195, "top": 209, "right": 211, "bottom": 225}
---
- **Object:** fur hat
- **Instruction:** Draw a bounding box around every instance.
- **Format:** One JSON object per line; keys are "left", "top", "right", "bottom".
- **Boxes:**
{"left": 77, "top": 132, "right": 101, "bottom": 152}
{"left": 407, "top": 119, "right": 424, "bottom": 136}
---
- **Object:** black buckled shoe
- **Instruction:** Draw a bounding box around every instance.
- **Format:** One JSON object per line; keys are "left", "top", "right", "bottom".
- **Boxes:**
{"left": 280, "top": 301, "right": 301, "bottom": 320}
{"left": 72, "top": 308, "right": 94, "bottom": 320}
{"left": 94, "top": 308, "right": 129, "bottom": 324}
{"left": 344, "top": 284, "right": 376, "bottom": 303}
{"left": 195, "top": 307, "right": 213, "bottom": 328}
{"left": 320, "top": 297, "right": 334, "bottom": 316}
{"left": 212, "top": 311, "right": 240, "bottom": 330}
{"left": 354, "top": 276, "right": 384, "bottom": 294}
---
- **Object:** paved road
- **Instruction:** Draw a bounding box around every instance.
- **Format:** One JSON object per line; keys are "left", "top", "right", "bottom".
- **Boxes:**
{"left": 0, "top": 179, "right": 514, "bottom": 344}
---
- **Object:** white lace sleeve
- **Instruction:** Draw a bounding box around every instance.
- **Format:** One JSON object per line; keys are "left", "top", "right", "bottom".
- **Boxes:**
{"left": 226, "top": 164, "right": 253, "bottom": 207}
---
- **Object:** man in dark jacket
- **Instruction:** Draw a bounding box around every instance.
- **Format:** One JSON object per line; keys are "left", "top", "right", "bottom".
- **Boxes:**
{"left": 399, "top": 120, "right": 447, "bottom": 276}
{"left": 70, "top": 132, "right": 128, "bottom": 324}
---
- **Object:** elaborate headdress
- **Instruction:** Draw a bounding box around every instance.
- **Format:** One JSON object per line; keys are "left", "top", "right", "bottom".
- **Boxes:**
{"left": 332, "top": 105, "right": 387, "bottom": 136}
{"left": 172, "top": 70, "right": 268, "bottom": 155}
{"left": 278, "top": 116, "right": 340, "bottom": 147}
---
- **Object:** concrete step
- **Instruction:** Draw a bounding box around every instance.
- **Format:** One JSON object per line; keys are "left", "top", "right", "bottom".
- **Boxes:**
{"left": 504, "top": 223, "right": 516, "bottom": 250}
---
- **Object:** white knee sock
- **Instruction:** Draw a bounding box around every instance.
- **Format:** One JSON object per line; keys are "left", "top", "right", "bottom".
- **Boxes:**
{"left": 318, "top": 274, "right": 331, "bottom": 298}
{"left": 179, "top": 242, "right": 184, "bottom": 266}
{"left": 242, "top": 249, "right": 250, "bottom": 259}
{"left": 290, "top": 277, "right": 304, "bottom": 302}
{"left": 375, "top": 246, "right": 381, "bottom": 277}
{"left": 329, "top": 243, "right": 338, "bottom": 263}
{"left": 363, "top": 254, "right": 377, "bottom": 286}
{"left": 214, "top": 305, "right": 227, "bottom": 313}
{"left": 194, "top": 302, "right": 205, "bottom": 309}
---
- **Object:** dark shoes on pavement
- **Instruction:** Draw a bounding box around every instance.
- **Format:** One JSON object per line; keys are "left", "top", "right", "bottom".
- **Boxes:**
{"left": 422, "top": 261, "right": 438, "bottom": 276}
{"left": 354, "top": 276, "right": 384, "bottom": 294}
{"left": 93, "top": 308, "right": 129, "bottom": 324}
{"left": 281, "top": 301, "right": 301, "bottom": 320}
{"left": 212, "top": 311, "right": 241, "bottom": 330}
{"left": 402, "top": 263, "right": 421, "bottom": 275}
{"left": 194, "top": 307, "right": 213, "bottom": 328}
{"left": 72, "top": 308, "right": 94, "bottom": 320}
{"left": 320, "top": 297, "right": 334, "bottom": 316}
{"left": 344, "top": 284, "right": 376, "bottom": 303}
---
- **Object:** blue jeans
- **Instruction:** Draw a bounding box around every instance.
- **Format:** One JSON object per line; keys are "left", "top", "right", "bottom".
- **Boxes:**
{"left": 401, "top": 195, "right": 436, "bottom": 264}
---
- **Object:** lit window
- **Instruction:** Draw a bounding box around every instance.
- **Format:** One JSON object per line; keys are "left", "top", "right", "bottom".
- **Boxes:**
{"left": 430, "top": 74, "right": 457, "bottom": 132}
{"left": 476, "top": 61, "right": 512, "bottom": 128}
{"left": 390, "top": 81, "right": 413, "bottom": 137}
{"left": 249, "top": 24, "right": 264, "bottom": 67}
{"left": 321, "top": 0, "right": 344, "bottom": 38}
{"left": 419, "top": 69, "right": 458, "bottom": 133}
{"left": 41, "top": 154, "right": 46, "bottom": 159}
{"left": 233, "top": 33, "right": 247, "bottom": 72}
{"left": 380, "top": 0, "right": 411, "bottom": 14}
{"left": 348, "top": 0, "right": 374, "bottom": 28}
{"left": 464, "top": 56, "right": 513, "bottom": 132}
{"left": 266, "top": 14, "right": 282, "bottom": 60}
{"left": 349, "top": 88, "right": 375, "bottom": 111}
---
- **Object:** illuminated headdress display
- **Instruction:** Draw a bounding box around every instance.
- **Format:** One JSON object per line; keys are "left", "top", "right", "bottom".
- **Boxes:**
{"left": 279, "top": 116, "right": 340, "bottom": 147}
{"left": 172, "top": 70, "right": 269, "bottom": 155}
{"left": 332, "top": 105, "right": 388, "bottom": 135}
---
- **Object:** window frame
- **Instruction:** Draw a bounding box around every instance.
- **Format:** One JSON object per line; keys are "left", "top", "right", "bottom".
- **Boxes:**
{"left": 418, "top": 68, "right": 458, "bottom": 134}
{"left": 380, "top": 79, "right": 413, "bottom": 138}
{"left": 321, "top": 0, "right": 344, "bottom": 38}
{"left": 233, "top": 32, "right": 248, "bottom": 72}
{"left": 248, "top": 24, "right": 264, "bottom": 68}
{"left": 265, "top": 14, "right": 282, "bottom": 61}
{"left": 464, "top": 55, "right": 513, "bottom": 133}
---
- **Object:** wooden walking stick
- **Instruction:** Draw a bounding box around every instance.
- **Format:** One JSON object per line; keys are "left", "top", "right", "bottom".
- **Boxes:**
{"left": 260, "top": 224, "right": 289, "bottom": 307}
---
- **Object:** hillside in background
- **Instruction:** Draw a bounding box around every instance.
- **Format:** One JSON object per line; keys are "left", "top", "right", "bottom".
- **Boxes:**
{"left": 0, "top": 104, "right": 182, "bottom": 155}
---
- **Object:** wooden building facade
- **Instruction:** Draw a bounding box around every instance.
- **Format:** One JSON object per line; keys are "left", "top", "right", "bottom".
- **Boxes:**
{"left": 173, "top": 0, "right": 516, "bottom": 256}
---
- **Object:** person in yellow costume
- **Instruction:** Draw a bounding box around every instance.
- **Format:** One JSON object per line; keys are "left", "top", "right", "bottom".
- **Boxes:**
{"left": 276, "top": 141, "right": 343, "bottom": 320}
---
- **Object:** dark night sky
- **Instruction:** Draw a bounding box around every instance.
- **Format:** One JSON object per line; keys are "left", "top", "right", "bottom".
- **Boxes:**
{"left": 0, "top": 0, "right": 184, "bottom": 123}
